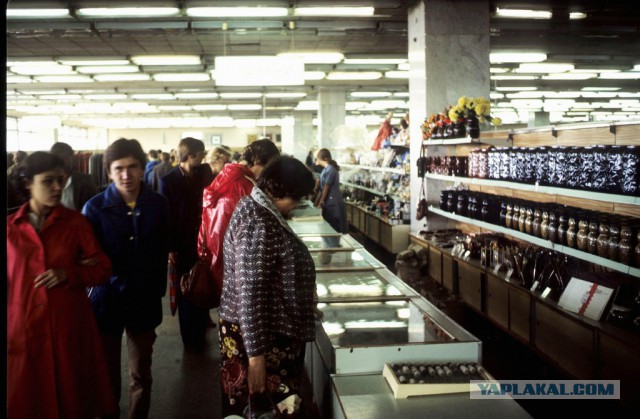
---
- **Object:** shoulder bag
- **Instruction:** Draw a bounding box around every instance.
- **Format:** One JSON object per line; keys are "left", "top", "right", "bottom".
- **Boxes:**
{"left": 180, "top": 244, "right": 220, "bottom": 309}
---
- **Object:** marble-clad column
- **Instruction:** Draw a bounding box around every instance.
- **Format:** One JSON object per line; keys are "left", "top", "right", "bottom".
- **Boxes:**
{"left": 408, "top": 0, "right": 490, "bottom": 233}
{"left": 318, "top": 88, "right": 346, "bottom": 151}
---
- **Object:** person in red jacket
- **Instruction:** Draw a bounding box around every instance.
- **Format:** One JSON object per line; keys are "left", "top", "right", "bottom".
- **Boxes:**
{"left": 6, "top": 151, "right": 117, "bottom": 419}
{"left": 198, "top": 138, "right": 280, "bottom": 297}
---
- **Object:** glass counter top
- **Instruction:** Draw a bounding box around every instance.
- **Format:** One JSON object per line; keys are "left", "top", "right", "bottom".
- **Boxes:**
{"left": 316, "top": 270, "right": 403, "bottom": 302}
{"left": 287, "top": 219, "right": 338, "bottom": 235}
{"left": 311, "top": 249, "right": 383, "bottom": 272}
{"left": 318, "top": 299, "right": 455, "bottom": 348}
{"left": 299, "top": 234, "right": 357, "bottom": 251}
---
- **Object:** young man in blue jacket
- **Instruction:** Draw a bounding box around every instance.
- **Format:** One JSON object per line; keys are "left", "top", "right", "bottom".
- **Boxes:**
{"left": 83, "top": 138, "right": 169, "bottom": 419}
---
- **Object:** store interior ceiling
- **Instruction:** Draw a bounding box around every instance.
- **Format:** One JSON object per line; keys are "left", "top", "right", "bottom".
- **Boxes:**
{"left": 6, "top": 0, "right": 640, "bottom": 130}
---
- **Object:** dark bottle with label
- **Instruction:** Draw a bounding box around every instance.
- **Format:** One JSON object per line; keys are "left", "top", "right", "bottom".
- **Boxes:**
{"left": 621, "top": 146, "right": 639, "bottom": 196}
{"left": 566, "top": 215, "right": 578, "bottom": 248}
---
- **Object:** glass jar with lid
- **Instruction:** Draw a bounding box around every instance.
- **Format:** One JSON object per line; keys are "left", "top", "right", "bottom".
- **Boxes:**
{"left": 619, "top": 224, "right": 633, "bottom": 265}
{"left": 505, "top": 202, "right": 514, "bottom": 229}
{"left": 596, "top": 220, "right": 610, "bottom": 258}
{"left": 557, "top": 212, "right": 568, "bottom": 246}
{"left": 525, "top": 206, "right": 534, "bottom": 235}
{"left": 608, "top": 223, "right": 620, "bottom": 262}
{"left": 566, "top": 214, "right": 578, "bottom": 248}
{"left": 532, "top": 207, "right": 542, "bottom": 237}
{"left": 547, "top": 210, "right": 558, "bottom": 243}
{"left": 540, "top": 207, "right": 550, "bottom": 239}
{"left": 518, "top": 203, "right": 527, "bottom": 232}
{"left": 587, "top": 221, "right": 599, "bottom": 254}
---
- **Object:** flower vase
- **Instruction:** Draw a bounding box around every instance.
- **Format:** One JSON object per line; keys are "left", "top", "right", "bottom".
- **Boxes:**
{"left": 466, "top": 114, "right": 480, "bottom": 139}
{"left": 452, "top": 120, "right": 466, "bottom": 138}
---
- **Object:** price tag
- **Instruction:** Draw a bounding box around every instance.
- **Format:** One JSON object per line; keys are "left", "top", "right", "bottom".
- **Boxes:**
{"left": 530, "top": 281, "right": 539, "bottom": 292}
{"left": 541, "top": 287, "right": 552, "bottom": 299}
{"left": 505, "top": 268, "right": 514, "bottom": 281}
{"left": 463, "top": 250, "right": 471, "bottom": 259}
{"left": 534, "top": 181, "right": 540, "bottom": 191}
{"left": 493, "top": 263, "right": 502, "bottom": 274}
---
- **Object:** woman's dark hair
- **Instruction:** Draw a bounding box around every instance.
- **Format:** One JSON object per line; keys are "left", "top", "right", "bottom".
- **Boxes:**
{"left": 177, "top": 137, "right": 205, "bottom": 162}
{"left": 257, "top": 156, "right": 315, "bottom": 201}
{"left": 11, "top": 151, "right": 66, "bottom": 201}
{"left": 316, "top": 148, "right": 340, "bottom": 171}
{"left": 104, "top": 138, "right": 147, "bottom": 172}
{"left": 241, "top": 138, "right": 280, "bottom": 168}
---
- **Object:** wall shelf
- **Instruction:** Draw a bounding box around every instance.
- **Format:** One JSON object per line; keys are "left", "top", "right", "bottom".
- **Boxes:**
{"left": 428, "top": 205, "right": 639, "bottom": 278}
{"left": 340, "top": 163, "right": 407, "bottom": 175}
{"left": 341, "top": 181, "right": 403, "bottom": 200}
{"left": 422, "top": 136, "right": 512, "bottom": 147}
{"left": 425, "top": 173, "right": 640, "bottom": 206}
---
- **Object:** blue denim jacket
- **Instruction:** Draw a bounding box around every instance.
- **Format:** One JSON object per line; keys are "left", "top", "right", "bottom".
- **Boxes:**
{"left": 83, "top": 182, "right": 169, "bottom": 334}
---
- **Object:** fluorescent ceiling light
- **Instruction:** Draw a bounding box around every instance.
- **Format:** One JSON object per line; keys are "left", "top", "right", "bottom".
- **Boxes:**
{"left": 397, "top": 63, "right": 410, "bottom": 71}
{"left": 344, "top": 58, "right": 407, "bottom": 65}
{"left": 304, "top": 71, "right": 325, "bottom": 80}
{"left": 516, "top": 63, "right": 574, "bottom": 73}
{"left": 157, "top": 106, "right": 193, "bottom": 111}
{"left": 7, "top": 76, "right": 34, "bottom": 84}
{"left": 495, "top": 8, "right": 551, "bottom": 19}
{"left": 85, "top": 94, "right": 128, "bottom": 100}
{"left": 77, "top": 65, "right": 139, "bottom": 74}
{"left": 393, "top": 92, "right": 409, "bottom": 97}
{"left": 599, "top": 72, "right": 640, "bottom": 79}
{"left": 542, "top": 73, "right": 596, "bottom": 80}
{"left": 7, "top": 9, "right": 69, "bottom": 18}
{"left": 277, "top": 52, "right": 344, "bottom": 64}
{"left": 131, "top": 94, "right": 175, "bottom": 100}
{"left": 227, "top": 104, "right": 262, "bottom": 110}
{"left": 580, "top": 92, "right": 618, "bottom": 98}
{"left": 296, "top": 101, "right": 319, "bottom": 110}
{"left": 544, "top": 92, "right": 582, "bottom": 98}
{"left": 215, "top": 56, "right": 304, "bottom": 86}
{"left": 569, "top": 12, "right": 587, "bottom": 19}
{"left": 175, "top": 92, "right": 218, "bottom": 100}
{"left": 490, "top": 52, "right": 547, "bottom": 63}
{"left": 326, "top": 72, "right": 382, "bottom": 80}
{"left": 93, "top": 74, "right": 151, "bottom": 82}
{"left": 19, "top": 89, "right": 67, "bottom": 95}
{"left": 186, "top": 7, "right": 288, "bottom": 17}
{"left": 256, "top": 119, "right": 282, "bottom": 127}
{"left": 39, "top": 95, "right": 81, "bottom": 102}
{"left": 264, "top": 92, "right": 307, "bottom": 99}
{"left": 351, "top": 92, "right": 391, "bottom": 98}
{"left": 496, "top": 86, "right": 537, "bottom": 91}
{"left": 490, "top": 67, "right": 510, "bottom": 73}
{"left": 58, "top": 58, "right": 130, "bottom": 66}
{"left": 369, "top": 100, "right": 408, "bottom": 109}
{"left": 295, "top": 7, "right": 374, "bottom": 17}
{"left": 131, "top": 55, "right": 201, "bottom": 66}
{"left": 34, "top": 75, "right": 94, "bottom": 83}
{"left": 174, "top": 92, "right": 219, "bottom": 99}
{"left": 633, "top": 65, "right": 640, "bottom": 71}
{"left": 581, "top": 87, "right": 620, "bottom": 91}
{"left": 573, "top": 68, "right": 619, "bottom": 73}
{"left": 7, "top": 60, "right": 59, "bottom": 67}
{"left": 152, "top": 73, "right": 211, "bottom": 82}
{"left": 219, "top": 93, "right": 263, "bottom": 99}
{"left": 490, "top": 93, "right": 505, "bottom": 99}
{"left": 192, "top": 105, "right": 227, "bottom": 111}
{"left": 11, "top": 65, "right": 75, "bottom": 75}
{"left": 208, "top": 117, "right": 235, "bottom": 127}
{"left": 76, "top": 8, "right": 180, "bottom": 17}
{"left": 491, "top": 75, "right": 537, "bottom": 80}
{"left": 385, "top": 71, "right": 409, "bottom": 79}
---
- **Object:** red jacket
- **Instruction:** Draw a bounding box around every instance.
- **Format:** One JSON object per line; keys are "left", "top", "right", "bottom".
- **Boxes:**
{"left": 7, "top": 204, "right": 117, "bottom": 419}
{"left": 198, "top": 164, "right": 255, "bottom": 296}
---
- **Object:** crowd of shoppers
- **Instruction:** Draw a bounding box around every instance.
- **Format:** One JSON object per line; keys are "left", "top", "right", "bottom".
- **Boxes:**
{"left": 7, "top": 137, "right": 324, "bottom": 419}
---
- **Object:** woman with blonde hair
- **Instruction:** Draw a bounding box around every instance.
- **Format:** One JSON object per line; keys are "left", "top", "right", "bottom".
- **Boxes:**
{"left": 206, "top": 146, "right": 232, "bottom": 177}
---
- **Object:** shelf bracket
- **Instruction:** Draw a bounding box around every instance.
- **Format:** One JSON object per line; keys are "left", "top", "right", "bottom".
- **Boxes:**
{"left": 551, "top": 128, "right": 558, "bottom": 138}
{"left": 609, "top": 124, "right": 616, "bottom": 135}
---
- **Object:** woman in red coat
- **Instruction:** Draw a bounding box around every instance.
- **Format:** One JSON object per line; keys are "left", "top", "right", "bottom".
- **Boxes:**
{"left": 6, "top": 151, "right": 117, "bottom": 419}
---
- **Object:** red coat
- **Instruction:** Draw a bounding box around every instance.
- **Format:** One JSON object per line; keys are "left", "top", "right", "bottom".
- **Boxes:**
{"left": 198, "top": 164, "right": 255, "bottom": 296}
{"left": 7, "top": 204, "right": 117, "bottom": 419}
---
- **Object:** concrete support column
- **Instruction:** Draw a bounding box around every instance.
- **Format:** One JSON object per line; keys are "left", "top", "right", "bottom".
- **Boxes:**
{"left": 528, "top": 111, "right": 550, "bottom": 128}
{"left": 318, "top": 89, "right": 346, "bottom": 150}
{"left": 408, "top": 0, "right": 490, "bottom": 233}
{"left": 282, "top": 112, "right": 315, "bottom": 162}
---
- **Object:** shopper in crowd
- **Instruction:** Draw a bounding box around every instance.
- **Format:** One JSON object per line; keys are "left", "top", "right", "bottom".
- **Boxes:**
{"left": 7, "top": 151, "right": 14, "bottom": 168}
{"left": 50, "top": 141, "right": 98, "bottom": 211}
{"left": 170, "top": 149, "right": 178, "bottom": 166}
{"left": 199, "top": 138, "right": 279, "bottom": 300}
{"left": 206, "top": 146, "right": 232, "bottom": 178}
{"left": 150, "top": 151, "right": 172, "bottom": 192}
{"left": 160, "top": 137, "right": 214, "bottom": 351}
{"left": 314, "top": 148, "right": 348, "bottom": 242}
{"left": 143, "top": 149, "right": 161, "bottom": 185}
{"left": 7, "top": 150, "right": 27, "bottom": 176}
{"left": 7, "top": 151, "right": 117, "bottom": 418}
{"left": 219, "top": 156, "right": 316, "bottom": 417}
{"left": 83, "top": 139, "right": 169, "bottom": 419}
{"left": 7, "top": 151, "right": 28, "bottom": 214}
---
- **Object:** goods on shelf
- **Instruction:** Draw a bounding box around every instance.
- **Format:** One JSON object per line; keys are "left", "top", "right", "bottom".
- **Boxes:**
{"left": 420, "top": 96, "right": 502, "bottom": 141}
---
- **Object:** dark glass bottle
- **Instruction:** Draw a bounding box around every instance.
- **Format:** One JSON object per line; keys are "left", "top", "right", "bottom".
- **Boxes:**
{"left": 505, "top": 202, "right": 514, "bottom": 229}
{"left": 565, "top": 146, "right": 581, "bottom": 189}
{"left": 499, "top": 201, "right": 507, "bottom": 226}
{"left": 579, "top": 146, "right": 595, "bottom": 191}
{"left": 532, "top": 207, "right": 542, "bottom": 237}
{"left": 456, "top": 193, "right": 468, "bottom": 216}
{"left": 591, "top": 145, "right": 609, "bottom": 192}
{"left": 548, "top": 210, "right": 558, "bottom": 243}
{"left": 555, "top": 146, "right": 568, "bottom": 188}
{"left": 622, "top": 146, "right": 640, "bottom": 196}
{"left": 566, "top": 215, "right": 577, "bottom": 248}
{"left": 487, "top": 148, "right": 499, "bottom": 180}
{"left": 557, "top": 212, "right": 568, "bottom": 246}
{"left": 540, "top": 208, "right": 550, "bottom": 239}
{"left": 535, "top": 146, "right": 548, "bottom": 186}
{"left": 619, "top": 225, "right": 633, "bottom": 265}
{"left": 608, "top": 223, "right": 620, "bottom": 262}
{"left": 547, "top": 146, "right": 559, "bottom": 186}
{"left": 577, "top": 219, "right": 589, "bottom": 251}
{"left": 518, "top": 204, "right": 527, "bottom": 232}
{"left": 587, "top": 221, "right": 599, "bottom": 254}
{"left": 525, "top": 206, "right": 534, "bottom": 235}
{"left": 607, "top": 145, "right": 624, "bottom": 194}
{"left": 500, "top": 148, "right": 510, "bottom": 181}
{"left": 524, "top": 148, "right": 536, "bottom": 184}
{"left": 509, "top": 149, "right": 518, "bottom": 182}
{"left": 596, "top": 220, "right": 610, "bottom": 258}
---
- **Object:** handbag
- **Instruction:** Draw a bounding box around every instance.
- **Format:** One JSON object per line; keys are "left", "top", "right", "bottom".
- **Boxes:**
{"left": 243, "top": 393, "right": 287, "bottom": 419}
{"left": 180, "top": 246, "right": 220, "bottom": 310}
{"left": 416, "top": 179, "right": 428, "bottom": 221}
{"left": 416, "top": 145, "right": 428, "bottom": 178}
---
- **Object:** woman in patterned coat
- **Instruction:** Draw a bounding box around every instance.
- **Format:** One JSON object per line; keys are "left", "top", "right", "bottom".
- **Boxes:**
{"left": 219, "top": 156, "right": 316, "bottom": 418}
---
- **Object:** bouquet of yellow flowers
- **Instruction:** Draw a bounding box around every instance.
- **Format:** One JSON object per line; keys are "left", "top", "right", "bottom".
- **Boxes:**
{"left": 453, "top": 96, "right": 502, "bottom": 126}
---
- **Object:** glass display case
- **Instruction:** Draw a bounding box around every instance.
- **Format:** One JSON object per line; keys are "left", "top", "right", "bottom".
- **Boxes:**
{"left": 311, "top": 248, "right": 385, "bottom": 272}
{"left": 316, "top": 270, "right": 407, "bottom": 302}
{"left": 298, "top": 234, "right": 362, "bottom": 251}
{"left": 287, "top": 219, "right": 339, "bottom": 235}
